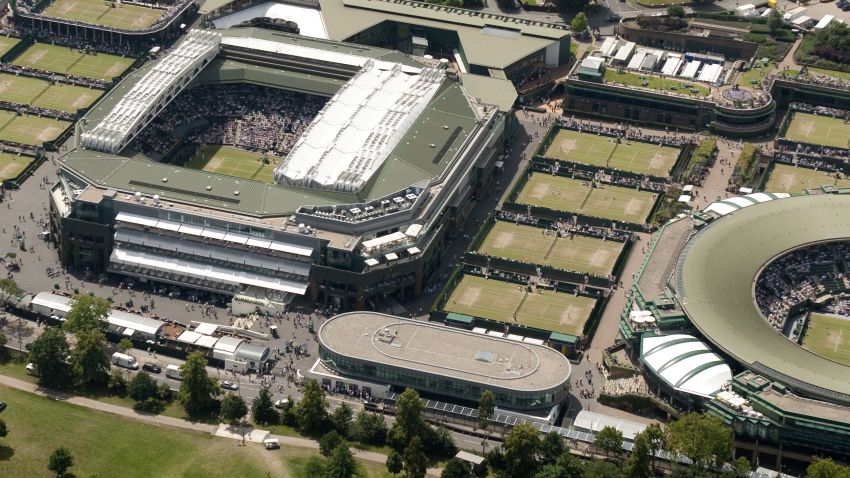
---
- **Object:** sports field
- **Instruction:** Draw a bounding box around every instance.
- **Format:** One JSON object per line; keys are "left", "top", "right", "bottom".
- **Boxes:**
{"left": 803, "top": 313, "right": 850, "bottom": 367}
{"left": 515, "top": 173, "right": 657, "bottom": 224}
{"left": 0, "top": 152, "right": 35, "bottom": 180}
{"left": 764, "top": 164, "right": 850, "bottom": 193}
{"left": 187, "top": 145, "right": 278, "bottom": 183}
{"left": 43, "top": 0, "right": 163, "bottom": 30}
{"left": 477, "top": 221, "right": 623, "bottom": 276}
{"left": 543, "top": 129, "right": 679, "bottom": 177}
{"left": 0, "top": 73, "right": 101, "bottom": 113}
{"left": 444, "top": 275, "right": 596, "bottom": 335}
{"left": 0, "top": 110, "right": 71, "bottom": 146}
{"left": 0, "top": 36, "right": 21, "bottom": 57}
{"left": 784, "top": 112, "right": 850, "bottom": 149}
{"left": 13, "top": 43, "right": 134, "bottom": 81}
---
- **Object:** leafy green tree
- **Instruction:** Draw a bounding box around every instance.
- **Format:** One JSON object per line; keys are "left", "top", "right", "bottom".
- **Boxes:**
{"left": 331, "top": 403, "right": 353, "bottom": 436}
{"left": 303, "top": 455, "right": 327, "bottom": 476}
{"left": 0, "top": 419, "right": 7, "bottom": 439}
{"left": 624, "top": 431, "right": 652, "bottom": 478}
{"left": 642, "top": 423, "right": 664, "bottom": 472}
{"left": 767, "top": 8, "right": 783, "bottom": 35}
{"left": 503, "top": 423, "right": 540, "bottom": 478}
{"left": 117, "top": 338, "right": 133, "bottom": 353}
{"left": 177, "top": 352, "right": 219, "bottom": 416}
{"left": 806, "top": 457, "right": 850, "bottom": 478}
{"left": 393, "top": 388, "right": 426, "bottom": 445}
{"left": 63, "top": 294, "right": 110, "bottom": 334}
{"left": 108, "top": 369, "right": 127, "bottom": 396}
{"left": 667, "top": 4, "right": 685, "bottom": 18}
{"left": 48, "top": 446, "right": 74, "bottom": 478}
{"left": 729, "top": 456, "right": 752, "bottom": 478}
{"left": 665, "top": 412, "right": 732, "bottom": 473}
{"left": 219, "top": 394, "right": 248, "bottom": 425}
{"left": 570, "top": 12, "right": 588, "bottom": 34}
{"left": 128, "top": 371, "right": 158, "bottom": 402}
{"left": 352, "top": 410, "right": 387, "bottom": 445}
{"left": 294, "top": 379, "right": 328, "bottom": 433}
{"left": 251, "top": 387, "right": 278, "bottom": 425}
{"left": 320, "top": 430, "right": 344, "bottom": 457}
{"left": 403, "top": 436, "right": 428, "bottom": 478}
{"left": 28, "top": 327, "right": 71, "bottom": 389}
{"left": 496, "top": 0, "right": 515, "bottom": 10}
{"left": 540, "top": 431, "right": 566, "bottom": 466}
{"left": 584, "top": 459, "right": 621, "bottom": 478}
{"left": 554, "top": 452, "right": 585, "bottom": 478}
{"left": 0, "top": 278, "right": 23, "bottom": 307}
{"left": 441, "top": 457, "right": 471, "bottom": 478}
{"left": 386, "top": 449, "right": 403, "bottom": 477}
{"left": 558, "top": 0, "right": 589, "bottom": 13}
{"left": 478, "top": 390, "right": 495, "bottom": 454}
{"left": 325, "top": 444, "right": 357, "bottom": 478}
{"left": 70, "top": 329, "right": 110, "bottom": 387}
{"left": 593, "top": 426, "right": 623, "bottom": 461}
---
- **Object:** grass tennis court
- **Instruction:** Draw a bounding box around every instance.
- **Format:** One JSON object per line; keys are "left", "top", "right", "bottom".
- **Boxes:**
{"left": 0, "top": 152, "right": 35, "bottom": 179}
{"left": 43, "top": 0, "right": 164, "bottom": 30}
{"left": 0, "top": 110, "right": 70, "bottom": 146}
{"left": 13, "top": 43, "right": 134, "bottom": 81}
{"left": 764, "top": 164, "right": 850, "bottom": 193}
{"left": 0, "top": 36, "right": 21, "bottom": 58}
{"left": 444, "top": 275, "right": 596, "bottom": 335}
{"left": 803, "top": 313, "right": 850, "bottom": 367}
{"left": 515, "top": 173, "right": 657, "bottom": 224}
{"left": 187, "top": 145, "right": 279, "bottom": 183}
{"left": 0, "top": 73, "right": 102, "bottom": 113}
{"left": 784, "top": 112, "right": 850, "bottom": 149}
{"left": 543, "top": 129, "right": 680, "bottom": 177}
{"left": 478, "top": 221, "right": 624, "bottom": 276}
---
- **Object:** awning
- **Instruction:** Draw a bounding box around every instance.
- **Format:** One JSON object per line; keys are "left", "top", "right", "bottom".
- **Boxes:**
{"left": 364, "top": 258, "right": 379, "bottom": 267}
{"left": 407, "top": 247, "right": 421, "bottom": 255}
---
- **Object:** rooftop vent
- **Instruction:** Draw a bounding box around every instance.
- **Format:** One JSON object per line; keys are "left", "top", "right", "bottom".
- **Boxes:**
{"left": 474, "top": 351, "right": 495, "bottom": 363}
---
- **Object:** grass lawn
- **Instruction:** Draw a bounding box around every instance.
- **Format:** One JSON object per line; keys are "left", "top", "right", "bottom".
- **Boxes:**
{"left": 543, "top": 129, "right": 615, "bottom": 165}
{"left": 764, "top": 163, "right": 850, "bottom": 194}
{"left": 43, "top": 0, "right": 163, "bottom": 30}
{"left": 784, "top": 112, "right": 850, "bottom": 149}
{"left": 0, "top": 72, "right": 102, "bottom": 113}
{"left": 0, "top": 152, "right": 35, "bottom": 180}
{"left": 187, "top": 145, "right": 279, "bottom": 183}
{"left": 608, "top": 140, "right": 679, "bottom": 177}
{"left": 0, "top": 386, "right": 392, "bottom": 477}
{"left": 735, "top": 63, "right": 775, "bottom": 87}
{"left": 444, "top": 275, "right": 595, "bottom": 335}
{"left": 516, "top": 173, "right": 657, "bottom": 224}
{"left": 544, "top": 129, "right": 679, "bottom": 177}
{"left": 603, "top": 69, "right": 710, "bottom": 97}
{"left": 478, "top": 221, "right": 623, "bottom": 276}
{"left": 803, "top": 313, "right": 850, "bottom": 367}
{"left": 13, "top": 43, "right": 134, "bottom": 81}
{"left": 0, "top": 110, "right": 70, "bottom": 146}
{"left": 0, "top": 36, "right": 20, "bottom": 58}
{"left": 808, "top": 67, "right": 850, "bottom": 81}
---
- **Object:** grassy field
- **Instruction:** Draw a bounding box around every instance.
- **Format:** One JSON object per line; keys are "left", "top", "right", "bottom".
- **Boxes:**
{"left": 188, "top": 145, "right": 278, "bottom": 183}
{"left": 43, "top": 0, "right": 163, "bottom": 30}
{"left": 764, "top": 164, "right": 850, "bottom": 193}
{"left": 0, "top": 386, "right": 392, "bottom": 478}
{"left": 0, "top": 152, "right": 35, "bottom": 180}
{"left": 0, "top": 73, "right": 101, "bottom": 113}
{"left": 13, "top": 43, "right": 134, "bottom": 81}
{"left": 808, "top": 67, "right": 850, "bottom": 81}
{"left": 543, "top": 129, "right": 679, "bottom": 177}
{"left": 784, "top": 112, "right": 850, "bottom": 149}
{"left": 603, "top": 69, "right": 710, "bottom": 97}
{"left": 735, "top": 63, "right": 775, "bottom": 87}
{"left": 444, "top": 275, "right": 595, "bottom": 335}
{"left": 478, "top": 221, "right": 623, "bottom": 276}
{"left": 0, "top": 36, "right": 20, "bottom": 58}
{"left": 803, "top": 313, "right": 850, "bottom": 367}
{"left": 515, "top": 173, "right": 657, "bottom": 224}
{"left": 0, "top": 110, "right": 70, "bottom": 146}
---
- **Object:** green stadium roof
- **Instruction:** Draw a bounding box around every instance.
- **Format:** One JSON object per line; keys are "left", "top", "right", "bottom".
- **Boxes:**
{"left": 676, "top": 194, "right": 850, "bottom": 405}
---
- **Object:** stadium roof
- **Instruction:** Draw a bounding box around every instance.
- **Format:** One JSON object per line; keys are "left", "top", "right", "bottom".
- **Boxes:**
{"left": 640, "top": 334, "right": 731, "bottom": 398}
{"left": 675, "top": 194, "right": 850, "bottom": 405}
{"left": 459, "top": 73, "right": 517, "bottom": 113}
{"left": 319, "top": 312, "right": 571, "bottom": 392}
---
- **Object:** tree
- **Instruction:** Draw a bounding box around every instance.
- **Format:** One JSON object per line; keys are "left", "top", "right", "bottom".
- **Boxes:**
{"left": 0, "top": 278, "right": 23, "bottom": 307}
{"left": 28, "top": 327, "right": 71, "bottom": 389}
{"left": 584, "top": 459, "right": 621, "bottom": 478}
{"left": 108, "top": 369, "right": 127, "bottom": 396}
{"left": 219, "top": 394, "right": 248, "bottom": 425}
{"left": 477, "top": 390, "right": 495, "bottom": 454}
{"left": 294, "top": 379, "right": 328, "bottom": 433}
{"left": 0, "top": 419, "right": 7, "bottom": 439}
{"left": 403, "top": 436, "right": 428, "bottom": 478}
{"left": 441, "top": 457, "right": 471, "bottom": 478}
{"left": 570, "top": 12, "right": 588, "bottom": 35}
{"left": 593, "top": 426, "right": 623, "bottom": 461}
{"left": 642, "top": 423, "right": 664, "bottom": 472}
{"left": 554, "top": 452, "right": 585, "bottom": 478}
{"left": 48, "top": 446, "right": 74, "bottom": 478}
{"left": 557, "top": 0, "right": 589, "bottom": 13}
{"left": 496, "top": 0, "right": 514, "bottom": 10}
{"left": 665, "top": 412, "right": 732, "bottom": 473}
{"left": 351, "top": 410, "right": 387, "bottom": 445}
{"left": 330, "top": 403, "right": 353, "bottom": 436}
{"left": 251, "top": 387, "right": 279, "bottom": 425}
{"left": 502, "top": 423, "right": 540, "bottom": 478}
{"left": 177, "top": 352, "right": 219, "bottom": 416}
{"left": 667, "top": 4, "right": 685, "bottom": 18}
{"left": 539, "top": 431, "right": 566, "bottom": 467}
{"left": 63, "top": 294, "right": 110, "bottom": 334}
{"left": 117, "top": 338, "right": 133, "bottom": 353}
{"left": 325, "top": 444, "right": 357, "bottom": 478}
{"left": 128, "top": 371, "right": 158, "bottom": 402}
{"left": 393, "top": 388, "right": 426, "bottom": 445}
{"left": 767, "top": 8, "right": 783, "bottom": 35}
{"left": 386, "top": 450, "right": 403, "bottom": 477}
{"left": 806, "top": 457, "right": 850, "bottom": 478}
{"left": 70, "top": 328, "right": 110, "bottom": 387}
{"left": 624, "top": 431, "right": 652, "bottom": 478}
{"left": 320, "top": 430, "right": 344, "bottom": 457}
{"left": 730, "top": 456, "right": 752, "bottom": 478}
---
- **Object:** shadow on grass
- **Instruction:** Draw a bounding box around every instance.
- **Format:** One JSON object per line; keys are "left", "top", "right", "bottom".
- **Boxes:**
{"left": 0, "top": 445, "right": 15, "bottom": 461}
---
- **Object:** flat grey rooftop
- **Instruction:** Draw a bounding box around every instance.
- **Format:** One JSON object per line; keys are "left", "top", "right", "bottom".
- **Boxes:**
{"left": 638, "top": 217, "right": 693, "bottom": 300}
{"left": 319, "top": 312, "right": 571, "bottom": 392}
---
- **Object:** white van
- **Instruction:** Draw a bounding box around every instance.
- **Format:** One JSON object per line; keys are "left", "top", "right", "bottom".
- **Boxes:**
{"left": 165, "top": 364, "right": 182, "bottom": 380}
{"left": 111, "top": 352, "right": 139, "bottom": 370}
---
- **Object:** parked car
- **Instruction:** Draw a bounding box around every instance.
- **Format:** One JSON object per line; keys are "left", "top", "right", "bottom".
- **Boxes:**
{"left": 606, "top": 15, "right": 622, "bottom": 22}
{"left": 264, "top": 438, "right": 280, "bottom": 450}
{"left": 220, "top": 380, "right": 239, "bottom": 391}
{"left": 142, "top": 362, "right": 162, "bottom": 374}
{"left": 111, "top": 352, "right": 139, "bottom": 370}
{"left": 273, "top": 399, "right": 290, "bottom": 409}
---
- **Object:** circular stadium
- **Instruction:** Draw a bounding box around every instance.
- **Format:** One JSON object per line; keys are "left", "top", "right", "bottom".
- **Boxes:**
{"left": 675, "top": 193, "right": 850, "bottom": 406}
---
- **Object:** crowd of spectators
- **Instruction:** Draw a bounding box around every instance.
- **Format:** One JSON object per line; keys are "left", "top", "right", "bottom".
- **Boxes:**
{"left": 537, "top": 160, "right": 667, "bottom": 193}
{"left": 133, "top": 84, "right": 326, "bottom": 158}
{"left": 772, "top": 69, "right": 850, "bottom": 92}
{"left": 0, "top": 62, "right": 111, "bottom": 89}
{"left": 556, "top": 116, "right": 696, "bottom": 148}
{"left": 790, "top": 102, "right": 850, "bottom": 121}
{"left": 0, "top": 100, "right": 75, "bottom": 121}
{"left": 14, "top": 0, "right": 193, "bottom": 34}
